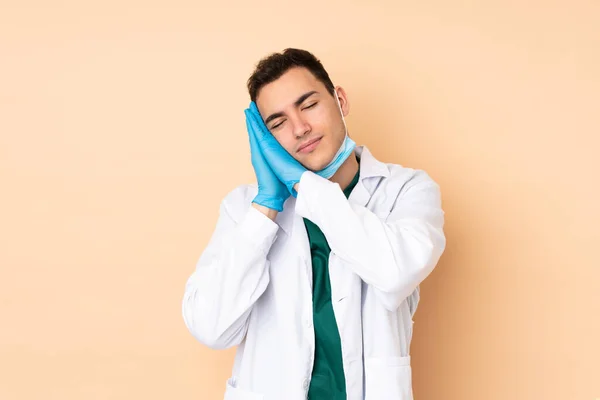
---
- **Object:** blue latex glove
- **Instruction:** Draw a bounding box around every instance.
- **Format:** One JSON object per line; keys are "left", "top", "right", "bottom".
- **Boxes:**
{"left": 247, "top": 102, "right": 307, "bottom": 197}
{"left": 245, "top": 107, "right": 290, "bottom": 212}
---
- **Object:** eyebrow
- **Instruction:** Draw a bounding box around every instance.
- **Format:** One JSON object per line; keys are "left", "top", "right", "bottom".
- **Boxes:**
{"left": 263, "top": 90, "right": 319, "bottom": 126}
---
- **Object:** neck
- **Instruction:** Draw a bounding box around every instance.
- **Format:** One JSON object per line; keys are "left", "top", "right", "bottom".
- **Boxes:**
{"left": 329, "top": 153, "right": 359, "bottom": 191}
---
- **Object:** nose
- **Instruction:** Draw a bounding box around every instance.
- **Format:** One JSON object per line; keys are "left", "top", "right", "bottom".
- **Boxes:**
{"left": 289, "top": 112, "right": 311, "bottom": 139}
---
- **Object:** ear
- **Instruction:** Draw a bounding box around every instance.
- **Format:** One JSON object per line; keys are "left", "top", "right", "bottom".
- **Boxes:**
{"left": 333, "top": 86, "right": 350, "bottom": 117}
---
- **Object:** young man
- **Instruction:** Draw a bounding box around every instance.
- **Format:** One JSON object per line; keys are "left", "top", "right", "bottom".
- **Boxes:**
{"left": 182, "top": 48, "right": 446, "bottom": 400}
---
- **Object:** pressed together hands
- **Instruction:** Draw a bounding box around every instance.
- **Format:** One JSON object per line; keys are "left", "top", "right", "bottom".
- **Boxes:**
{"left": 245, "top": 102, "right": 309, "bottom": 217}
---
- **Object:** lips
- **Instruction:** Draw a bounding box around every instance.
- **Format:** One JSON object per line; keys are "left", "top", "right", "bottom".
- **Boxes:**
{"left": 298, "top": 137, "right": 322, "bottom": 153}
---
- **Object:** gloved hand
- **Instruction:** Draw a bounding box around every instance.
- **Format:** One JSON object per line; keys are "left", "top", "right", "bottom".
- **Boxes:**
{"left": 245, "top": 106, "right": 290, "bottom": 212}
{"left": 246, "top": 101, "right": 307, "bottom": 197}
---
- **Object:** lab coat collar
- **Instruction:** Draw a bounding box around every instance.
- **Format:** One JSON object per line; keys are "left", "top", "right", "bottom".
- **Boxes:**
{"left": 355, "top": 145, "right": 390, "bottom": 179}
{"left": 275, "top": 145, "right": 389, "bottom": 237}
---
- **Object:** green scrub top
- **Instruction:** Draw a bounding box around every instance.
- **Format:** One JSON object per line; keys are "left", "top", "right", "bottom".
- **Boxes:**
{"left": 303, "top": 160, "right": 360, "bottom": 400}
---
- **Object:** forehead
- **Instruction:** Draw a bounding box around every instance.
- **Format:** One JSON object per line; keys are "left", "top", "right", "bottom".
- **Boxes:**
{"left": 256, "top": 67, "right": 326, "bottom": 113}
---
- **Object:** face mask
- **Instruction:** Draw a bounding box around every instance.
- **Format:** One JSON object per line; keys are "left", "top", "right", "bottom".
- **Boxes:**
{"left": 315, "top": 91, "right": 356, "bottom": 179}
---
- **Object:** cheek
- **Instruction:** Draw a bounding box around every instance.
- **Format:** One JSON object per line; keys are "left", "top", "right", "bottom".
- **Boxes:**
{"left": 312, "top": 106, "right": 341, "bottom": 138}
{"left": 309, "top": 107, "right": 331, "bottom": 128}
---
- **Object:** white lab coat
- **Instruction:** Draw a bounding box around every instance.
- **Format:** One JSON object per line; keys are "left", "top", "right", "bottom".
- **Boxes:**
{"left": 183, "top": 145, "right": 446, "bottom": 400}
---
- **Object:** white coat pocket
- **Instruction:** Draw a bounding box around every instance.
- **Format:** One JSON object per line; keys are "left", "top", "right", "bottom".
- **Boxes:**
{"left": 224, "top": 378, "right": 264, "bottom": 400}
{"left": 364, "top": 355, "right": 413, "bottom": 400}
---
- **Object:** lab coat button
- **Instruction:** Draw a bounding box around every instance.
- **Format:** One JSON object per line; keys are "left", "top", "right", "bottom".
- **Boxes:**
{"left": 302, "top": 378, "right": 310, "bottom": 389}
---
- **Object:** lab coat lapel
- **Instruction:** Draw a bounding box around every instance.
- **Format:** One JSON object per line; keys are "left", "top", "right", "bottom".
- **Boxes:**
{"left": 275, "top": 197, "right": 312, "bottom": 290}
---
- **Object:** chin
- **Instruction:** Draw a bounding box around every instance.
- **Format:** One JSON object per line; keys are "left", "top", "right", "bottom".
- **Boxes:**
{"left": 303, "top": 152, "right": 334, "bottom": 171}
{"left": 295, "top": 140, "right": 336, "bottom": 170}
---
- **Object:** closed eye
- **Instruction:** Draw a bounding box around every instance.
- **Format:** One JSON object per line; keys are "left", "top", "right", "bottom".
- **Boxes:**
{"left": 270, "top": 102, "right": 316, "bottom": 129}
{"left": 271, "top": 120, "right": 285, "bottom": 130}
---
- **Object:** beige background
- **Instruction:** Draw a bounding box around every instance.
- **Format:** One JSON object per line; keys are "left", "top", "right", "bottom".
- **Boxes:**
{"left": 1, "top": 1, "right": 599, "bottom": 399}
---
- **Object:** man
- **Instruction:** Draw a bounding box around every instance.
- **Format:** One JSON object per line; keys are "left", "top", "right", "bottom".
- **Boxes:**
{"left": 182, "top": 48, "right": 446, "bottom": 400}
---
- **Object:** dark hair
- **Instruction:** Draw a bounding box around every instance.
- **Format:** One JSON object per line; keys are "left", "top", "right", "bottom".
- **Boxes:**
{"left": 247, "top": 48, "right": 335, "bottom": 102}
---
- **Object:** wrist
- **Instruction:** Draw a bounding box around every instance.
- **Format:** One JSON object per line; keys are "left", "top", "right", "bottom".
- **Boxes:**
{"left": 251, "top": 202, "right": 279, "bottom": 221}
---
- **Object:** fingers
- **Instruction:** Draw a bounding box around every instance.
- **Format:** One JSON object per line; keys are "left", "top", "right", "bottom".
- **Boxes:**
{"left": 246, "top": 102, "right": 293, "bottom": 167}
{"left": 249, "top": 101, "right": 261, "bottom": 118}
{"left": 245, "top": 111, "right": 257, "bottom": 153}
{"left": 247, "top": 102, "right": 270, "bottom": 140}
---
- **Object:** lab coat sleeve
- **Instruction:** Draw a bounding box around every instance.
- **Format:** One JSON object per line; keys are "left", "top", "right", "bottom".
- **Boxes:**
{"left": 295, "top": 170, "right": 446, "bottom": 311}
{"left": 182, "top": 186, "right": 279, "bottom": 349}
